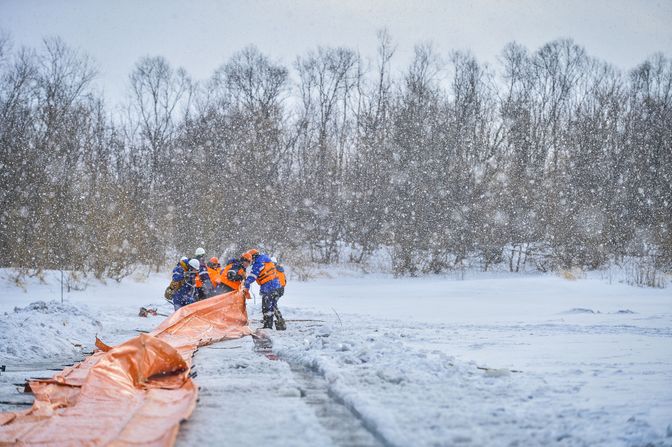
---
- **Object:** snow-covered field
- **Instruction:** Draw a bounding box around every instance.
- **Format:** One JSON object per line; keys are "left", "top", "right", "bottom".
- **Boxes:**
{"left": 1, "top": 269, "right": 671, "bottom": 446}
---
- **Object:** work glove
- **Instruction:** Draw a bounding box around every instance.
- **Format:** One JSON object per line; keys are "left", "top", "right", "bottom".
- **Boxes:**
{"left": 242, "top": 288, "right": 251, "bottom": 300}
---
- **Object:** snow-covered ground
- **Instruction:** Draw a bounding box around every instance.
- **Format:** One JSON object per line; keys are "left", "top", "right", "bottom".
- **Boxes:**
{"left": 1, "top": 268, "right": 671, "bottom": 446}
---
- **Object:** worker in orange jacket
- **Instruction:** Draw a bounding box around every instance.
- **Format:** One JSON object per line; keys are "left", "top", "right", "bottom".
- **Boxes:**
{"left": 200, "top": 257, "right": 225, "bottom": 298}
{"left": 241, "top": 249, "right": 285, "bottom": 330}
{"left": 219, "top": 257, "right": 247, "bottom": 293}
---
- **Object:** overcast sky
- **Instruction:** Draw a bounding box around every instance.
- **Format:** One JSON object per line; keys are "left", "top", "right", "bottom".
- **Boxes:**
{"left": 1, "top": 0, "right": 671, "bottom": 103}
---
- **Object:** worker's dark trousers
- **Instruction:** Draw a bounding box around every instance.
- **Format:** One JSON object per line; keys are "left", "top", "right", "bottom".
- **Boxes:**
{"left": 261, "top": 288, "right": 284, "bottom": 329}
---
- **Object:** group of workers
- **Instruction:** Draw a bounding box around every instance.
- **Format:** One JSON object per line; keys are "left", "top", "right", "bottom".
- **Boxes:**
{"left": 164, "top": 247, "right": 287, "bottom": 330}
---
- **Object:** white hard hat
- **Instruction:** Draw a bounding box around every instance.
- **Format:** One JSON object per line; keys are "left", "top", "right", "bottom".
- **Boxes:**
{"left": 180, "top": 256, "right": 189, "bottom": 263}
{"left": 188, "top": 259, "right": 200, "bottom": 270}
{"left": 195, "top": 247, "right": 206, "bottom": 257}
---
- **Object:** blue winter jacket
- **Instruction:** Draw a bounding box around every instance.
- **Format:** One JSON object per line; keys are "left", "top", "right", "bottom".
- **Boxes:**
{"left": 171, "top": 264, "right": 198, "bottom": 308}
{"left": 244, "top": 253, "right": 282, "bottom": 294}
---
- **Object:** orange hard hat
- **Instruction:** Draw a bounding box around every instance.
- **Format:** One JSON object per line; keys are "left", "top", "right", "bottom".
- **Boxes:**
{"left": 241, "top": 249, "right": 259, "bottom": 263}
{"left": 207, "top": 257, "right": 220, "bottom": 268}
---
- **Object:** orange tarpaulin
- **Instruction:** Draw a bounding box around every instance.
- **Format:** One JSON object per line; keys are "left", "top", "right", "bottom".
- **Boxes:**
{"left": 150, "top": 286, "right": 251, "bottom": 358}
{"left": 0, "top": 290, "right": 251, "bottom": 446}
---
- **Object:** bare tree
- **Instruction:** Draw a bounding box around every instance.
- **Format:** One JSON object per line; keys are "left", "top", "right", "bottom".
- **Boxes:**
{"left": 346, "top": 29, "right": 397, "bottom": 263}
{"left": 294, "top": 46, "right": 361, "bottom": 262}
{"left": 128, "top": 56, "right": 193, "bottom": 190}
{"left": 388, "top": 43, "right": 443, "bottom": 274}
{"left": 125, "top": 56, "right": 194, "bottom": 267}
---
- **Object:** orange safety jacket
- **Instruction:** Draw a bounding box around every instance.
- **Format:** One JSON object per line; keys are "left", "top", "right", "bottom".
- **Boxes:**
{"left": 207, "top": 266, "right": 222, "bottom": 287}
{"left": 257, "top": 261, "right": 278, "bottom": 285}
{"left": 276, "top": 264, "right": 286, "bottom": 287}
{"left": 220, "top": 261, "right": 246, "bottom": 290}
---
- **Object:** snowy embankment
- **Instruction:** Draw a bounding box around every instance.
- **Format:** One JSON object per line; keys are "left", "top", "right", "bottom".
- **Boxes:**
{"left": 1, "top": 269, "right": 671, "bottom": 446}
{"left": 0, "top": 301, "right": 102, "bottom": 363}
{"left": 0, "top": 270, "right": 163, "bottom": 363}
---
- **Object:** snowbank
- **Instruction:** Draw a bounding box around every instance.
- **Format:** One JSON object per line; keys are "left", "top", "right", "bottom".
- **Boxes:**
{"left": 0, "top": 301, "right": 101, "bottom": 363}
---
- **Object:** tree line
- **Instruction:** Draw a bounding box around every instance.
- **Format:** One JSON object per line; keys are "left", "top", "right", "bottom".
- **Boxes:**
{"left": 0, "top": 31, "right": 670, "bottom": 283}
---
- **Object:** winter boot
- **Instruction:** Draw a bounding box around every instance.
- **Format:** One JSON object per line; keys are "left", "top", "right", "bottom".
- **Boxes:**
{"left": 274, "top": 309, "right": 286, "bottom": 331}
{"left": 262, "top": 314, "right": 274, "bottom": 329}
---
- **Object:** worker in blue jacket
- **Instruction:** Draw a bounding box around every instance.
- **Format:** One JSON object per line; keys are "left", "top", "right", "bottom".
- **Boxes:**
{"left": 241, "top": 249, "right": 286, "bottom": 330}
{"left": 172, "top": 258, "right": 200, "bottom": 310}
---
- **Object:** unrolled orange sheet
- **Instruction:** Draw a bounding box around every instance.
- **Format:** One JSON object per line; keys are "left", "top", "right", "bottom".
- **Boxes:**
{"left": 0, "top": 289, "right": 251, "bottom": 446}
